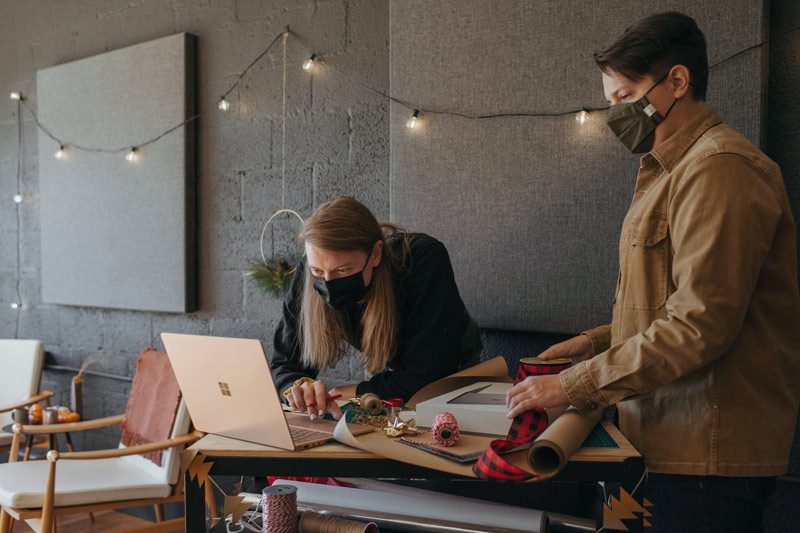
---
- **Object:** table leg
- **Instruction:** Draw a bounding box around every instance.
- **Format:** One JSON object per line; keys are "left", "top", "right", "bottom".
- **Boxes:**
{"left": 65, "top": 432, "right": 74, "bottom": 453}
{"left": 184, "top": 471, "right": 207, "bottom": 533}
{"left": 49, "top": 434, "right": 56, "bottom": 452}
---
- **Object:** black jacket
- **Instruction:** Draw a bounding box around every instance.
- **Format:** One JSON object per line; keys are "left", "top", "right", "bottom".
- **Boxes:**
{"left": 269, "top": 233, "right": 482, "bottom": 400}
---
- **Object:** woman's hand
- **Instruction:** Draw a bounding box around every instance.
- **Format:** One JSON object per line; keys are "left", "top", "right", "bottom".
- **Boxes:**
{"left": 287, "top": 379, "right": 343, "bottom": 420}
{"left": 537, "top": 334, "right": 595, "bottom": 364}
{"left": 505, "top": 374, "right": 570, "bottom": 418}
{"left": 329, "top": 384, "right": 357, "bottom": 403}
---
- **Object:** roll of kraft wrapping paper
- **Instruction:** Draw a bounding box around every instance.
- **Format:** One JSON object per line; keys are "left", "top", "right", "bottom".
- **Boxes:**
{"left": 518, "top": 357, "right": 605, "bottom": 478}
{"left": 528, "top": 405, "right": 604, "bottom": 476}
{"left": 273, "top": 480, "right": 548, "bottom": 532}
{"left": 300, "top": 511, "right": 377, "bottom": 533}
{"left": 473, "top": 356, "right": 574, "bottom": 481}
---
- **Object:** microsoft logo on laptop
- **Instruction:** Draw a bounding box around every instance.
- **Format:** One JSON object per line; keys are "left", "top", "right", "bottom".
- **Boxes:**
{"left": 218, "top": 382, "right": 232, "bottom": 397}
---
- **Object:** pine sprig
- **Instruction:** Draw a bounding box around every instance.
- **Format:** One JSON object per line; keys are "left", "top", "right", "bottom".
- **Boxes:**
{"left": 249, "top": 257, "right": 296, "bottom": 296}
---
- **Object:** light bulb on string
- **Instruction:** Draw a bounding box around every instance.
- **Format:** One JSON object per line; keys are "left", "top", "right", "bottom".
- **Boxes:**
{"left": 218, "top": 97, "right": 230, "bottom": 111}
{"left": 9, "top": 91, "right": 21, "bottom": 101}
{"left": 406, "top": 110, "right": 421, "bottom": 130}
{"left": 13, "top": 194, "right": 23, "bottom": 204}
{"left": 55, "top": 145, "right": 66, "bottom": 159}
{"left": 302, "top": 54, "right": 317, "bottom": 72}
{"left": 126, "top": 147, "right": 138, "bottom": 162}
{"left": 575, "top": 110, "right": 589, "bottom": 125}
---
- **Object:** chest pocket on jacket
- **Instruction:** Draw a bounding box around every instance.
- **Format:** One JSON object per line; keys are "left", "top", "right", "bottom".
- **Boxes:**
{"left": 622, "top": 212, "right": 669, "bottom": 310}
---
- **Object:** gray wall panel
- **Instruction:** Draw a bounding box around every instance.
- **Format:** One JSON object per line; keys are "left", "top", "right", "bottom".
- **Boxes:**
{"left": 37, "top": 33, "right": 195, "bottom": 312}
{"left": 390, "top": 0, "right": 768, "bottom": 332}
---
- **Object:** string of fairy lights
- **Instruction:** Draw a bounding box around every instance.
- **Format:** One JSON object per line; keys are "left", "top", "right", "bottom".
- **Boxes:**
{"left": 5, "top": 24, "right": 798, "bottom": 323}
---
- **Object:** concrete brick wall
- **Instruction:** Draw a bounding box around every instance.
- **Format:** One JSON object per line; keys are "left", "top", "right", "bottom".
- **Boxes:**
{"left": 0, "top": 0, "right": 389, "bottom": 450}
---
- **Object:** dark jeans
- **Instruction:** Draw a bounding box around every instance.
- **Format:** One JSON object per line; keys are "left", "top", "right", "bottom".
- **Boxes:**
{"left": 644, "top": 473, "right": 777, "bottom": 533}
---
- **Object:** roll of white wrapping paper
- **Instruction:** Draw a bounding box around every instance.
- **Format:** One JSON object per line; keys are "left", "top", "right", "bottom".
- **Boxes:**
{"left": 273, "top": 480, "right": 547, "bottom": 532}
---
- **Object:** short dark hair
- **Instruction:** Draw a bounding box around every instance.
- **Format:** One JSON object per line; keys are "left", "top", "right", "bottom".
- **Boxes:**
{"left": 594, "top": 12, "right": 708, "bottom": 100}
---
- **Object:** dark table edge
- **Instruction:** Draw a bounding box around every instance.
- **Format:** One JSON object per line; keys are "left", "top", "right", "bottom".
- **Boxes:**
{"left": 184, "top": 454, "right": 645, "bottom": 532}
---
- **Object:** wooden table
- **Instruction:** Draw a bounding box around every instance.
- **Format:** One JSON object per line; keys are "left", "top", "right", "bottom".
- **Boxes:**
{"left": 183, "top": 420, "right": 643, "bottom": 532}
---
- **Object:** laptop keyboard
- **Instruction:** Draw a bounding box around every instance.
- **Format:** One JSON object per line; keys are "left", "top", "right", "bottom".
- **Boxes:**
{"left": 289, "top": 425, "right": 329, "bottom": 443}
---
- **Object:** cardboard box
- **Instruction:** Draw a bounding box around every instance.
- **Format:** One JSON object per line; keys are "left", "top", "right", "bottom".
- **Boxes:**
{"left": 415, "top": 381, "right": 513, "bottom": 436}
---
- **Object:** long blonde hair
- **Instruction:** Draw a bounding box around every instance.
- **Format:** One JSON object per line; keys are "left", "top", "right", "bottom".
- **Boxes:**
{"left": 299, "top": 197, "right": 411, "bottom": 374}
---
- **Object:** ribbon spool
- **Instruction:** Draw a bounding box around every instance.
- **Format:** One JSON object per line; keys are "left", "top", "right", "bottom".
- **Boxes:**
{"left": 299, "top": 511, "right": 378, "bottom": 533}
{"left": 431, "top": 411, "right": 460, "bottom": 447}
{"left": 517, "top": 357, "right": 572, "bottom": 381}
{"left": 359, "top": 393, "right": 384, "bottom": 416}
{"left": 261, "top": 485, "right": 298, "bottom": 533}
{"left": 259, "top": 208, "right": 305, "bottom": 263}
{"left": 472, "top": 356, "right": 573, "bottom": 481}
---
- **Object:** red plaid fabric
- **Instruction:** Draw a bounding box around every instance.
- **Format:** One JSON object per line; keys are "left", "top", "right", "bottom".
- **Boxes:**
{"left": 472, "top": 358, "right": 571, "bottom": 481}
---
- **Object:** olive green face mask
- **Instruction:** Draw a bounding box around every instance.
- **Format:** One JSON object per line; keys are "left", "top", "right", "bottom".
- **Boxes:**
{"left": 605, "top": 74, "right": 678, "bottom": 154}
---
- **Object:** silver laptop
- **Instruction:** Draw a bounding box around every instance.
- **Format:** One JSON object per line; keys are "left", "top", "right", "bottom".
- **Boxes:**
{"left": 161, "top": 333, "right": 372, "bottom": 450}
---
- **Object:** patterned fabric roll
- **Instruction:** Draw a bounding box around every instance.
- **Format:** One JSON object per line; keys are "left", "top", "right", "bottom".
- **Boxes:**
{"left": 516, "top": 356, "right": 572, "bottom": 380}
{"left": 473, "top": 356, "right": 572, "bottom": 481}
{"left": 432, "top": 411, "right": 460, "bottom": 447}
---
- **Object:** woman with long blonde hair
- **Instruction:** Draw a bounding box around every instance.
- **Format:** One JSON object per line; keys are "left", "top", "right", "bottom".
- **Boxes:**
{"left": 270, "top": 196, "right": 482, "bottom": 419}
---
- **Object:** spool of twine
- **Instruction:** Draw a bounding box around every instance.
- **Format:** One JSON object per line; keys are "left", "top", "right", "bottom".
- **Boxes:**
{"left": 262, "top": 485, "right": 298, "bottom": 532}
{"left": 431, "top": 411, "right": 460, "bottom": 447}
{"left": 299, "top": 511, "right": 377, "bottom": 533}
{"left": 359, "top": 393, "right": 384, "bottom": 416}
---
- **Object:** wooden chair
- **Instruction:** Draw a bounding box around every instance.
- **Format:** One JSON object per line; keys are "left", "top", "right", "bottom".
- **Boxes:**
{"left": 0, "top": 340, "right": 51, "bottom": 459}
{"left": 0, "top": 350, "right": 203, "bottom": 533}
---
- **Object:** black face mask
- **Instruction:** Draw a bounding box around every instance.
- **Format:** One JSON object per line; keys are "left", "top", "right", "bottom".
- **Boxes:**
{"left": 312, "top": 254, "right": 371, "bottom": 311}
{"left": 605, "top": 72, "right": 679, "bottom": 154}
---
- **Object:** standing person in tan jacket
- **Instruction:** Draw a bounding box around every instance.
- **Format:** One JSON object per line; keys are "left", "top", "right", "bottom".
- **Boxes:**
{"left": 505, "top": 12, "right": 800, "bottom": 532}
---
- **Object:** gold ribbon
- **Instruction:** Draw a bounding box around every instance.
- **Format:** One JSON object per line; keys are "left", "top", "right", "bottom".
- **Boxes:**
{"left": 282, "top": 376, "right": 317, "bottom": 400}
{"left": 383, "top": 417, "right": 420, "bottom": 438}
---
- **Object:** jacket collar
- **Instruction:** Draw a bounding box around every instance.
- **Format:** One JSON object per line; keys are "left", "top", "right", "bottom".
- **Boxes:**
{"left": 649, "top": 107, "right": 721, "bottom": 172}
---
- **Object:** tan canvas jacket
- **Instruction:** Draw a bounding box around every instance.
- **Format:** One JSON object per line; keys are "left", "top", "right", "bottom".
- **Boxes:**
{"left": 560, "top": 107, "right": 800, "bottom": 476}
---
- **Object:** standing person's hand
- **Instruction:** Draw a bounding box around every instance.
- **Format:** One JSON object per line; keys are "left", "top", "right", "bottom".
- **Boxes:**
{"left": 287, "top": 379, "right": 343, "bottom": 420}
{"left": 537, "top": 334, "right": 595, "bottom": 364}
{"left": 506, "top": 375, "right": 570, "bottom": 417}
{"left": 505, "top": 334, "right": 595, "bottom": 418}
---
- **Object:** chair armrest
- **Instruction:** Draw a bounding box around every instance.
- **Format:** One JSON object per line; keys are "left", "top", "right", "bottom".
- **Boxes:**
{"left": 13, "top": 414, "right": 125, "bottom": 435}
{"left": 53, "top": 431, "right": 205, "bottom": 461}
{"left": 0, "top": 391, "right": 55, "bottom": 414}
